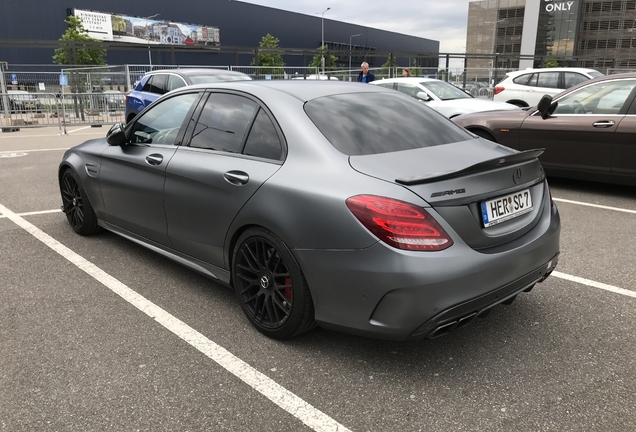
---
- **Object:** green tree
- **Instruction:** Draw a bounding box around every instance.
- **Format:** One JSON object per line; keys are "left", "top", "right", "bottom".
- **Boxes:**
{"left": 410, "top": 58, "right": 424, "bottom": 77}
{"left": 309, "top": 45, "right": 338, "bottom": 71}
{"left": 379, "top": 54, "right": 398, "bottom": 78}
{"left": 544, "top": 58, "right": 560, "bottom": 68}
{"left": 251, "top": 34, "right": 285, "bottom": 77}
{"left": 52, "top": 16, "right": 106, "bottom": 65}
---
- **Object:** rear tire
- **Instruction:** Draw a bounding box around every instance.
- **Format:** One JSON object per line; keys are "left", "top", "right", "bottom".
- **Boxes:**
{"left": 232, "top": 227, "right": 315, "bottom": 339}
{"left": 60, "top": 169, "right": 101, "bottom": 236}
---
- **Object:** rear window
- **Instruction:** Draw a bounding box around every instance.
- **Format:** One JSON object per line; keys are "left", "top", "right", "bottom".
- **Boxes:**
{"left": 304, "top": 93, "right": 472, "bottom": 156}
{"left": 512, "top": 73, "right": 532, "bottom": 85}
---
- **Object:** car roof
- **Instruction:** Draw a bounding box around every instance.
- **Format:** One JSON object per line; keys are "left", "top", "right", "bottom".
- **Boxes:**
{"left": 145, "top": 68, "right": 248, "bottom": 78}
{"left": 178, "top": 80, "right": 392, "bottom": 102}
{"left": 371, "top": 77, "right": 440, "bottom": 84}
{"left": 8, "top": 90, "right": 29, "bottom": 94}
{"left": 505, "top": 67, "right": 600, "bottom": 76}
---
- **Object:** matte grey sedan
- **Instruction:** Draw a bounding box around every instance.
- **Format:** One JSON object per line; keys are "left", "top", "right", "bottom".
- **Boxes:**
{"left": 58, "top": 81, "right": 560, "bottom": 341}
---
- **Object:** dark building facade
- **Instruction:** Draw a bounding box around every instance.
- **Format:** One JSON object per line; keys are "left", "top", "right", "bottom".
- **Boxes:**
{"left": 466, "top": 0, "right": 636, "bottom": 73}
{"left": 0, "top": 0, "right": 439, "bottom": 68}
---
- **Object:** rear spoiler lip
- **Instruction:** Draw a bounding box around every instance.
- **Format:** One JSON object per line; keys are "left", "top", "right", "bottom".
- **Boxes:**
{"left": 395, "top": 148, "right": 545, "bottom": 186}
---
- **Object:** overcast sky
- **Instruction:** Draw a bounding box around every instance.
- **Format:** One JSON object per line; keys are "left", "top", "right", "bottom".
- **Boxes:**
{"left": 238, "top": 0, "right": 471, "bottom": 55}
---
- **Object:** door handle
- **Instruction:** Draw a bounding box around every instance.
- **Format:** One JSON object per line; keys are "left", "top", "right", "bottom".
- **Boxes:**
{"left": 224, "top": 171, "right": 249, "bottom": 186}
{"left": 146, "top": 154, "right": 163, "bottom": 165}
{"left": 592, "top": 121, "right": 615, "bottom": 128}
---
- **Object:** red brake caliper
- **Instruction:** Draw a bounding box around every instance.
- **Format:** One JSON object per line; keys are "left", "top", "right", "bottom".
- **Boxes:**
{"left": 284, "top": 277, "right": 292, "bottom": 303}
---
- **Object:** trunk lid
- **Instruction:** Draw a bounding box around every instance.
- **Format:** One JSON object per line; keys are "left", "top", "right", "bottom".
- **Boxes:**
{"left": 349, "top": 138, "right": 547, "bottom": 250}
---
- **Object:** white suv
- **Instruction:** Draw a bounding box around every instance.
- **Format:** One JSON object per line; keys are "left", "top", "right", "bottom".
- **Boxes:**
{"left": 493, "top": 67, "right": 603, "bottom": 107}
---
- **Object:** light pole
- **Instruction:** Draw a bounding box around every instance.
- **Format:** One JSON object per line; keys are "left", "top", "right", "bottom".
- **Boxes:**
{"left": 144, "top": 14, "right": 161, "bottom": 70}
{"left": 349, "top": 34, "right": 361, "bottom": 81}
{"left": 316, "top": 7, "right": 330, "bottom": 76}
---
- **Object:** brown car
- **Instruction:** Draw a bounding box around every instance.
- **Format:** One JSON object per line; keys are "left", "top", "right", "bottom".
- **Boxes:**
{"left": 453, "top": 72, "right": 636, "bottom": 186}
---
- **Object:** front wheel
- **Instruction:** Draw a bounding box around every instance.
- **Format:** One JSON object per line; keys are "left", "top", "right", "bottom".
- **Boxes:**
{"left": 232, "top": 228, "right": 315, "bottom": 339}
{"left": 60, "top": 169, "right": 101, "bottom": 236}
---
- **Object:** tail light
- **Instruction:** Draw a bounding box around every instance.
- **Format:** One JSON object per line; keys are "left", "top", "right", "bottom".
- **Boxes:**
{"left": 346, "top": 195, "right": 453, "bottom": 251}
{"left": 494, "top": 86, "right": 504, "bottom": 95}
{"left": 125, "top": 95, "right": 129, "bottom": 103}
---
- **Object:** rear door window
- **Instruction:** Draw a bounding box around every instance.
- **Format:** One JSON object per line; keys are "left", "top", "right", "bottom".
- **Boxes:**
{"left": 563, "top": 72, "right": 588, "bottom": 88}
{"left": 141, "top": 76, "right": 154, "bottom": 92}
{"left": 189, "top": 93, "right": 257, "bottom": 153}
{"left": 537, "top": 72, "right": 559, "bottom": 89}
{"left": 243, "top": 109, "right": 283, "bottom": 160}
{"left": 513, "top": 73, "right": 532, "bottom": 85}
{"left": 149, "top": 74, "right": 168, "bottom": 94}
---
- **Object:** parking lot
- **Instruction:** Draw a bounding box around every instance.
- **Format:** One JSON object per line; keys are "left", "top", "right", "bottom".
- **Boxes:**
{"left": 1, "top": 126, "right": 634, "bottom": 431}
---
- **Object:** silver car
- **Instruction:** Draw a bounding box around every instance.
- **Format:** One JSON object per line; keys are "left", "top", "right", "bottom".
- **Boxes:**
{"left": 58, "top": 81, "right": 560, "bottom": 341}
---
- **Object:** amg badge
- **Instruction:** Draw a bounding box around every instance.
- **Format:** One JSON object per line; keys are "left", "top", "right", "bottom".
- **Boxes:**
{"left": 431, "top": 188, "right": 466, "bottom": 198}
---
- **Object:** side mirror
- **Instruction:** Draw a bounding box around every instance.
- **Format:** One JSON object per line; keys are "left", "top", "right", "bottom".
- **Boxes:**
{"left": 106, "top": 123, "right": 127, "bottom": 146}
{"left": 416, "top": 91, "right": 432, "bottom": 102}
{"left": 537, "top": 95, "right": 556, "bottom": 119}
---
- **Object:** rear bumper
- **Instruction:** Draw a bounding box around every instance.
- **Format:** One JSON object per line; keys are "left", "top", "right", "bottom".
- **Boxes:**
{"left": 408, "top": 253, "right": 558, "bottom": 340}
{"left": 294, "top": 199, "right": 560, "bottom": 341}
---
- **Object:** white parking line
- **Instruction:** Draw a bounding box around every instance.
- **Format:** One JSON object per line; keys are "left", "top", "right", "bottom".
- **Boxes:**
{"left": 553, "top": 198, "right": 636, "bottom": 214}
{"left": 0, "top": 203, "right": 351, "bottom": 432}
{"left": 552, "top": 271, "right": 636, "bottom": 298}
{"left": 7, "top": 208, "right": 636, "bottom": 296}
{"left": 0, "top": 131, "right": 104, "bottom": 139}
{"left": 0, "top": 209, "right": 63, "bottom": 219}
{"left": 0, "top": 148, "right": 69, "bottom": 154}
{"left": 67, "top": 126, "right": 93, "bottom": 133}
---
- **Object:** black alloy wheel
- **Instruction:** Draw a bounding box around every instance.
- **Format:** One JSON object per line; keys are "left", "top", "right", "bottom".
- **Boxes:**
{"left": 60, "top": 169, "right": 101, "bottom": 236}
{"left": 232, "top": 228, "right": 315, "bottom": 339}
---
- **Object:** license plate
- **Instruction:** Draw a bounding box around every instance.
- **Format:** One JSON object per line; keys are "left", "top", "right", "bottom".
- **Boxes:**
{"left": 481, "top": 188, "right": 533, "bottom": 227}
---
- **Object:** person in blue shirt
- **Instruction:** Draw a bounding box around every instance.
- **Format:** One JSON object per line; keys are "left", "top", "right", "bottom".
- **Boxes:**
{"left": 357, "top": 62, "right": 376, "bottom": 83}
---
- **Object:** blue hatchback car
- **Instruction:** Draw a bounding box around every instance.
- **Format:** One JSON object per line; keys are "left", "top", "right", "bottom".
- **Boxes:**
{"left": 125, "top": 68, "right": 252, "bottom": 123}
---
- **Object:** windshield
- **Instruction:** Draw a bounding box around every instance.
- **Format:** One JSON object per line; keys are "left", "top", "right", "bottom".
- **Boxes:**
{"left": 305, "top": 92, "right": 473, "bottom": 156}
{"left": 588, "top": 71, "right": 604, "bottom": 79}
{"left": 189, "top": 74, "right": 252, "bottom": 84}
{"left": 420, "top": 81, "right": 473, "bottom": 101}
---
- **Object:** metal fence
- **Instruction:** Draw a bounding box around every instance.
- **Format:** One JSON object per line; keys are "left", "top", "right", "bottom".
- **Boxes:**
{"left": 6, "top": 62, "right": 634, "bottom": 131}
{"left": 0, "top": 91, "right": 125, "bottom": 133}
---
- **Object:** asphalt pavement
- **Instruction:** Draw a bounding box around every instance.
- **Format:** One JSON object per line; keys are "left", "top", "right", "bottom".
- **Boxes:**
{"left": 0, "top": 126, "right": 634, "bottom": 431}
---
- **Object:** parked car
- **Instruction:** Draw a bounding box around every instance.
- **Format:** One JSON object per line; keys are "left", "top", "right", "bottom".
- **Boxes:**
{"left": 59, "top": 81, "right": 560, "bottom": 341}
{"left": 493, "top": 67, "right": 603, "bottom": 107}
{"left": 100, "top": 90, "right": 126, "bottom": 112}
{"left": 371, "top": 77, "right": 519, "bottom": 118}
{"left": 125, "top": 68, "right": 251, "bottom": 123}
{"left": 453, "top": 72, "right": 636, "bottom": 186}
{"left": 0, "top": 90, "right": 42, "bottom": 113}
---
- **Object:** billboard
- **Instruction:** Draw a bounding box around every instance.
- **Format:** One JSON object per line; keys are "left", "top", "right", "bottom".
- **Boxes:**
{"left": 73, "top": 8, "right": 220, "bottom": 46}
